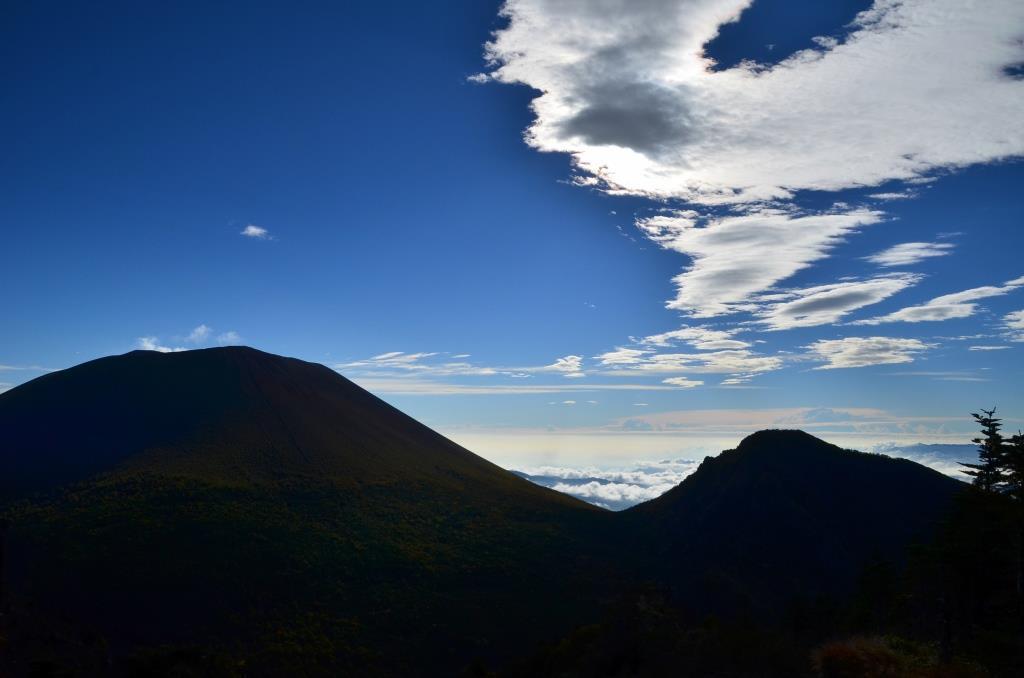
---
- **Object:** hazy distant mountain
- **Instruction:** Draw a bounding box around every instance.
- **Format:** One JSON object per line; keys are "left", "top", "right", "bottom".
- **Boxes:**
{"left": 0, "top": 349, "right": 966, "bottom": 675}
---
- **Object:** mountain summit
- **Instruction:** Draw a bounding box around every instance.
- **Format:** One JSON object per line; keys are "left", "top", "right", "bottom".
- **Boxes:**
{"left": 630, "top": 429, "right": 963, "bottom": 609}
{"left": 0, "top": 346, "right": 586, "bottom": 508}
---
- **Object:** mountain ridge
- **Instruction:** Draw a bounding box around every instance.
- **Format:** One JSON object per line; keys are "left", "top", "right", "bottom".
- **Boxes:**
{"left": 0, "top": 347, "right": 966, "bottom": 675}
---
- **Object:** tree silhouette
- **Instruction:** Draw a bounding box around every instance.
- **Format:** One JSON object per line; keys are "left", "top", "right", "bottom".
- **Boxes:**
{"left": 960, "top": 408, "right": 1007, "bottom": 491}
{"left": 0, "top": 517, "right": 7, "bottom": 615}
{"left": 1003, "top": 431, "right": 1024, "bottom": 629}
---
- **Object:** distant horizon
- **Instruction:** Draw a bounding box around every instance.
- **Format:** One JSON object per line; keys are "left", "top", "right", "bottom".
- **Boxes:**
{"left": 2, "top": 342, "right": 983, "bottom": 509}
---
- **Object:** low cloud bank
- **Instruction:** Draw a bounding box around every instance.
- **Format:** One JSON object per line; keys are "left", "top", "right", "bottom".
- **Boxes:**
{"left": 514, "top": 441, "right": 978, "bottom": 509}
{"left": 513, "top": 459, "right": 701, "bottom": 510}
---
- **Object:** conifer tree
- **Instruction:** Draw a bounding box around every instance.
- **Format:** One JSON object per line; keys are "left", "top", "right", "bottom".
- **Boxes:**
{"left": 1004, "top": 431, "right": 1024, "bottom": 627}
{"left": 1005, "top": 430, "right": 1024, "bottom": 502}
{"left": 960, "top": 408, "right": 1006, "bottom": 492}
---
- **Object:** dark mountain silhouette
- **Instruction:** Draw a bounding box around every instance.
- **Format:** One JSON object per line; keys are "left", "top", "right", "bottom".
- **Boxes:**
{"left": 628, "top": 430, "right": 964, "bottom": 611}
{"left": 0, "top": 346, "right": 590, "bottom": 507}
{"left": 0, "top": 348, "right": 966, "bottom": 676}
{"left": 0, "top": 347, "right": 610, "bottom": 675}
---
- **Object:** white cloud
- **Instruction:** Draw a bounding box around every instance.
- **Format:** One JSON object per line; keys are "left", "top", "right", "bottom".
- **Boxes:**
{"left": 544, "top": 354, "right": 585, "bottom": 378}
{"left": 136, "top": 336, "right": 186, "bottom": 353}
{"left": 516, "top": 459, "right": 701, "bottom": 509}
{"left": 483, "top": 0, "right": 1024, "bottom": 204}
{"left": 662, "top": 376, "right": 704, "bottom": 388}
{"left": 339, "top": 351, "right": 446, "bottom": 371}
{"left": 352, "top": 378, "right": 682, "bottom": 396}
{"left": 855, "top": 276, "right": 1024, "bottom": 325}
{"left": 0, "top": 364, "right": 53, "bottom": 372}
{"left": 594, "top": 347, "right": 651, "bottom": 365}
{"left": 480, "top": 0, "right": 1024, "bottom": 373}
{"left": 637, "top": 208, "right": 883, "bottom": 316}
{"left": 806, "top": 336, "right": 931, "bottom": 369}
{"left": 337, "top": 351, "right": 590, "bottom": 380}
{"left": 137, "top": 326, "right": 240, "bottom": 352}
{"left": 758, "top": 274, "right": 921, "bottom": 330}
{"left": 240, "top": 224, "right": 271, "bottom": 239}
{"left": 867, "top": 191, "right": 915, "bottom": 200}
{"left": 1005, "top": 310, "right": 1024, "bottom": 330}
{"left": 640, "top": 325, "right": 750, "bottom": 350}
{"left": 1005, "top": 310, "right": 1024, "bottom": 341}
{"left": 186, "top": 324, "right": 212, "bottom": 343}
{"left": 607, "top": 405, "right": 954, "bottom": 436}
{"left": 866, "top": 242, "right": 954, "bottom": 267}
{"left": 870, "top": 442, "right": 978, "bottom": 477}
{"left": 550, "top": 480, "right": 665, "bottom": 506}
{"left": 968, "top": 345, "right": 1011, "bottom": 351}
{"left": 597, "top": 347, "right": 783, "bottom": 375}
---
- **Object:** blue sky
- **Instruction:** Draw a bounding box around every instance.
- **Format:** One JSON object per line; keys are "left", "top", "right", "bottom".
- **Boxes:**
{"left": 3, "top": 1, "right": 1023, "bottom": 492}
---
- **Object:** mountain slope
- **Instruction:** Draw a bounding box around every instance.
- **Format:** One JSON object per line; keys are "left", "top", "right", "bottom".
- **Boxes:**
{"left": 0, "top": 348, "right": 609, "bottom": 675}
{"left": 0, "top": 346, "right": 590, "bottom": 507}
{"left": 628, "top": 429, "right": 964, "bottom": 610}
{"left": 0, "top": 351, "right": 967, "bottom": 675}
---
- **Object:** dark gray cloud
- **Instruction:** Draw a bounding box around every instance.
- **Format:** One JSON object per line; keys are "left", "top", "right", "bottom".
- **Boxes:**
{"left": 559, "top": 82, "right": 694, "bottom": 156}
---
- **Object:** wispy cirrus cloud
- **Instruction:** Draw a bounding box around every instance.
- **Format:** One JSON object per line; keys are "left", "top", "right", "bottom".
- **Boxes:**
{"left": 596, "top": 347, "right": 783, "bottom": 376}
{"left": 757, "top": 273, "right": 921, "bottom": 330}
{"left": 866, "top": 242, "right": 954, "bottom": 267}
{"left": 1005, "top": 310, "right": 1024, "bottom": 341}
{"left": 636, "top": 208, "right": 882, "bottom": 316}
{"left": 336, "top": 351, "right": 586, "bottom": 379}
{"left": 607, "top": 405, "right": 958, "bottom": 437}
{"left": 854, "top": 276, "right": 1024, "bottom": 325}
{"left": 349, "top": 378, "right": 683, "bottom": 396}
{"left": 867, "top": 191, "right": 916, "bottom": 201}
{"left": 889, "top": 370, "right": 990, "bottom": 382}
{"left": 0, "top": 364, "right": 54, "bottom": 372}
{"left": 639, "top": 325, "right": 750, "bottom": 350}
